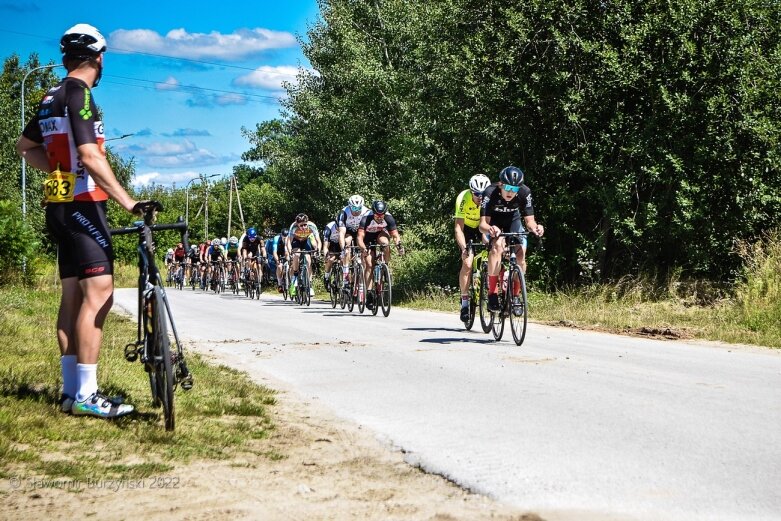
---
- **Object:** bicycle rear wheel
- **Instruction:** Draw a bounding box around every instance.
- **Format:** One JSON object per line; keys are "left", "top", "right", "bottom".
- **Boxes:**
{"left": 151, "top": 287, "right": 175, "bottom": 431}
{"left": 478, "top": 267, "right": 493, "bottom": 333}
{"left": 282, "top": 267, "right": 290, "bottom": 300}
{"left": 329, "top": 266, "right": 339, "bottom": 308}
{"left": 378, "top": 264, "right": 392, "bottom": 317}
{"left": 508, "top": 267, "right": 528, "bottom": 346}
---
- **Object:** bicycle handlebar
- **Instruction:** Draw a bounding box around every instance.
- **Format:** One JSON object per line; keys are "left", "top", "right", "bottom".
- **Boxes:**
{"left": 109, "top": 201, "right": 190, "bottom": 251}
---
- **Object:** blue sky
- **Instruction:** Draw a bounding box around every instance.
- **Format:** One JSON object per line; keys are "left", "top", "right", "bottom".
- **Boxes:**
{"left": 2, "top": 0, "right": 319, "bottom": 188}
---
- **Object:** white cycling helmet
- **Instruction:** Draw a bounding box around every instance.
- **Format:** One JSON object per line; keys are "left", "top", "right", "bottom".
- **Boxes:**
{"left": 220, "top": 237, "right": 227, "bottom": 246}
{"left": 348, "top": 194, "right": 364, "bottom": 210}
{"left": 60, "top": 24, "right": 107, "bottom": 57}
{"left": 469, "top": 174, "right": 491, "bottom": 194}
{"left": 167, "top": 248, "right": 174, "bottom": 254}
{"left": 212, "top": 238, "right": 220, "bottom": 246}
{"left": 190, "top": 244, "right": 198, "bottom": 251}
{"left": 229, "top": 236, "right": 238, "bottom": 244}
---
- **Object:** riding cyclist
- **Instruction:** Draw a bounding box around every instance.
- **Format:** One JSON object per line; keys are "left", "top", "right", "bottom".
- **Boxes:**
{"left": 478, "top": 166, "right": 544, "bottom": 312}
{"left": 286, "top": 213, "right": 321, "bottom": 297}
{"left": 240, "top": 227, "right": 265, "bottom": 288}
{"left": 338, "top": 194, "right": 370, "bottom": 285}
{"left": 322, "top": 214, "right": 342, "bottom": 290}
{"left": 271, "top": 228, "right": 289, "bottom": 292}
{"left": 357, "top": 200, "right": 404, "bottom": 309}
{"left": 455, "top": 174, "right": 491, "bottom": 322}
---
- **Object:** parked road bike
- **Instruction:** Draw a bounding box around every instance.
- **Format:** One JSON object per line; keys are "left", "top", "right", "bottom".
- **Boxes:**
{"left": 464, "top": 241, "right": 491, "bottom": 332}
{"left": 366, "top": 243, "right": 393, "bottom": 317}
{"left": 487, "top": 232, "right": 530, "bottom": 346}
{"left": 110, "top": 202, "right": 193, "bottom": 431}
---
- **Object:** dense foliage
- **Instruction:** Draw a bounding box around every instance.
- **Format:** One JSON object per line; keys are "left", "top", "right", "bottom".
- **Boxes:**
{"left": 243, "top": 0, "right": 781, "bottom": 285}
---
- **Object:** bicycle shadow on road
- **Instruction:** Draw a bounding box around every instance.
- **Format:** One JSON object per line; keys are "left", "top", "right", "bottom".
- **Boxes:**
{"left": 417, "top": 337, "right": 496, "bottom": 345}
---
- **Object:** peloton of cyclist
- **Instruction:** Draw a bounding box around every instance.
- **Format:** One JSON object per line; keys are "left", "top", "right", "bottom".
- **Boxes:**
{"left": 337, "top": 194, "right": 370, "bottom": 283}
{"left": 455, "top": 174, "right": 491, "bottom": 322}
{"left": 357, "top": 200, "right": 404, "bottom": 309}
{"left": 285, "top": 213, "right": 321, "bottom": 297}
{"left": 270, "top": 228, "right": 289, "bottom": 292}
{"left": 478, "top": 166, "right": 544, "bottom": 312}
{"left": 321, "top": 214, "right": 342, "bottom": 289}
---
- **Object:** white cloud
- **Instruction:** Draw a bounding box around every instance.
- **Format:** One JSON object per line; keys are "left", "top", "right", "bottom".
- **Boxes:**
{"left": 215, "top": 93, "right": 248, "bottom": 106}
{"left": 131, "top": 170, "right": 208, "bottom": 188}
{"left": 131, "top": 172, "right": 160, "bottom": 187}
{"left": 156, "top": 76, "right": 179, "bottom": 90}
{"left": 233, "top": 65, "right": 301, "bottom": 90}
{"left": 109, "top": 27, "right": 297, "bottom": 60}
{"left": 121, "top": 139, "right": 237, "bottom": 169}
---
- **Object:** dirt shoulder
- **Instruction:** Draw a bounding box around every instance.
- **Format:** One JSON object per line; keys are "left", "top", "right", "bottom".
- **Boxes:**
{"left": 1, "top": 382, "right": 541, "bottom": 521}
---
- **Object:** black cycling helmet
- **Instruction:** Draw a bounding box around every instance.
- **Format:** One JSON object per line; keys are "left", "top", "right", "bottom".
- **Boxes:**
{"left": 281, "top": 229, "right": 289, "bottom": 237}
{"left": 372, "top": 200, "right": 387, "bottom": 214}
{"left": 295, "top": 213, "right": 308, "bottom": 223}
{"left": 499, "top": 166, "right": 524, "bottom": 186}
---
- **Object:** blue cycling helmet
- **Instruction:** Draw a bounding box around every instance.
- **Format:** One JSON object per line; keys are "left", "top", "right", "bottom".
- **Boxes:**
{"left": 499, "top": 166, "right": 524, "bottom": 186}
{"left": 247, "top": 227, "right": 257, "bottom": 239}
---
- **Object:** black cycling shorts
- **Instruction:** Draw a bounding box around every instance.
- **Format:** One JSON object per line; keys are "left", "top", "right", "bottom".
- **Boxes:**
{"left": 46, "top": 201, "right": 114, "bottom": 280}
{"left": 290, "top": 238, "right": 315, "bottom": 251}
{"left": 327, "top": 241, "right": 341, "bottom": 254}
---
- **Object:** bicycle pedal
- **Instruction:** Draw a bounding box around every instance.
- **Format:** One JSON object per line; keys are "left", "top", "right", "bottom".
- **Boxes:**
{"left": 179, "top": 374, "right": 194, "bottom": 390}
{"left": 124, "top": 343, "right": 140, "bottom": 362}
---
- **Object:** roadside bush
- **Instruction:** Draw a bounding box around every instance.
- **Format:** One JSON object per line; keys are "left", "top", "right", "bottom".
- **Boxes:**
{"left": 735, "top": 231, "right": 781, "bottom": 335}
{"left": 0, "top": 201, "right": 40, "bottom": 285}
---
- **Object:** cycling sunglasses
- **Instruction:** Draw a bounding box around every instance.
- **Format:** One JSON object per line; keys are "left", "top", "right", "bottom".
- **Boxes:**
{"left": 350, "top": 205, "right": 362, "bottom": 212}
{"left": 502, "top": 183, "right": 520, "bottom": 193}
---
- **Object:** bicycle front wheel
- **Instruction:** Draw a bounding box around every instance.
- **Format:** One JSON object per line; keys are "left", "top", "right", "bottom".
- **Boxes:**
{"left": 464, "top": 267, "right": 475, "bottom": 330}
{"left": 491, "top": 287, "right": 505, "bottom": 341}
{"left": 508, "top": 267, "right": 528, "bottom": 346}
{"left": 301, "top": 265, "right": 311, "bottom": 306}
{"left": 378, "top": 264, "right": 392, "bottom": 317}
{"left": 478, "top": 267, "right": 493, "bottom": 333}
{"left": 151, "top": 287, "right": 175, "bottom": 431}
{"left": 355, "top": 263, "right": 365, "bottom": 314}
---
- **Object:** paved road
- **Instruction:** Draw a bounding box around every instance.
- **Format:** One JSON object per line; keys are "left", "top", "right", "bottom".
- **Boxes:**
{"left": 113, "top": 287, "right": 781, "bottom": 521}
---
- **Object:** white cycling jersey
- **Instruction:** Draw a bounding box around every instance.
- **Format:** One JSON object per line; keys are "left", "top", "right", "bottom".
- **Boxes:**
{"left": 337, "top": 205, "right": 370, "bottom": 232}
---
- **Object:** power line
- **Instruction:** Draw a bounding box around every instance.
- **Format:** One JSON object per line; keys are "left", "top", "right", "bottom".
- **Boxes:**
{"left": 104, "top": 73, "right": 284, "bottom": 101}
{"left": 99, "top": 79, "right": 283, "bottom": 106}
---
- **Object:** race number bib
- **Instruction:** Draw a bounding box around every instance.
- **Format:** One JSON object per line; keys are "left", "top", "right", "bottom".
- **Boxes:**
{"left": 43, "top": 169, "right": 76, "bottom": 203}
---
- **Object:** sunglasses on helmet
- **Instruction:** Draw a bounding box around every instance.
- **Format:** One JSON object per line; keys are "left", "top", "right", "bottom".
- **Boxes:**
{"left": 502, "top": 183, "right": 520, "bottom": 193}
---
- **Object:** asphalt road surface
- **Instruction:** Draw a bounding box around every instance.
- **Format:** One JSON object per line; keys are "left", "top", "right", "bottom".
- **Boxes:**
{"left": 113, "top": 287, "right": 781, "bottom": 521}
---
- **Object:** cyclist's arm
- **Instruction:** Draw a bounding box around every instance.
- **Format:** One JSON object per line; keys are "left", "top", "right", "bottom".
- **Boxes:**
{"left": 479, "top": 215, "right": 500, "bottom": 237}
{"left": 15, "top": 136, "right": 51, "bottom": 173}
{"left": 523, "top": 215, "right": 544, "bottom": 237}
{"left": 454, "top": 218, "right": 467, "bottom": 252}
{"left": 78, "top": 143, "right": 137, "bottom": 213}
{"left": 356, "top": 228, "right": 366, "bottom": 250}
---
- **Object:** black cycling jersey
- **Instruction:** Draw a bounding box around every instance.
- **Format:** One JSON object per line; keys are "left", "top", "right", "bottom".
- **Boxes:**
{"left": 480, "top": 185, "right": 534, "bottom": 224}
{"left": 359, "top": 212, "right": 397, "bottom": 234}
{"left": 241, "top": 236, "right": 263, "bottom": 255}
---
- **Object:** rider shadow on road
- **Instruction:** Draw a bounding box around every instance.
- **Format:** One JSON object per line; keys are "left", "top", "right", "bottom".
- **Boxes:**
{"left": 405, "top": 328, "right": 497, "bottom": 345}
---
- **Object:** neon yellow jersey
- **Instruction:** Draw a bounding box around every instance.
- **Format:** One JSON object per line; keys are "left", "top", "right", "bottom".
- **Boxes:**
{"left": 454, "top": 189, "right": 480, "bottom": 229}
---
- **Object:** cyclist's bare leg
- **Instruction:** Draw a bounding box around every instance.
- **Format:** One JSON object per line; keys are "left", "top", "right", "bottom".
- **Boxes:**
{"left": 57, "top": 277, "right": 82, "bottom": 357}
{"left": 487, "top": 236, "right": 506, "bottom": 276}
{"left": 75, "top": 274, "right": 113, "bottom": 364}
{"left": 459, "top": 248, "right": 474, "bottom": 297}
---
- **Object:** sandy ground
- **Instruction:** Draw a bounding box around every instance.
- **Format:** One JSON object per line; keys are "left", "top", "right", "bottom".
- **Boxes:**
{"left": 1, "top": 384, "right": 543, "bottom": 521}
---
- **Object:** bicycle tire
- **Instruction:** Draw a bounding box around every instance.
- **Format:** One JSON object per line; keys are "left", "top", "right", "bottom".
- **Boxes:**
{"left": 329, "top": 266, "right": 338, "bottom": 308}
{"left": 355, "top": 262, "right": 365, "bottom": 313}
{"left": 300, "top": 265, "right": 311, "bottom": 306}
{"left": 508, "top": 267, "right": 528, "bottom": 346}
{"left": 282, "top": 267, "right": 289, "bottom": 300}
{"left": 379, "top": 263, "right": 392, "bottom": 317}
{"left": 151, "top": 287, "right": 175, "bottom": 431}
{"left": 478, "top": 266, "right": 493, "bottom": 333}
{"left": 491, "top": 271, "right": 505, "bottom": 341}
{"left": 464, "top": 266, "right": 475, "bottom": 330}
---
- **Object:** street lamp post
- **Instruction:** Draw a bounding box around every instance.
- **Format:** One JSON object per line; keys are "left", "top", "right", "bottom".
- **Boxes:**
{"left": 20, "top": 63, "right": 62, "bottom": 220}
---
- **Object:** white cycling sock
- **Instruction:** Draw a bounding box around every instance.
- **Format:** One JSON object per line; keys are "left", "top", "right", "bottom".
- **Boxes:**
{"left": 75, "top": 364, "right": 98, "bottom": 402}
{"left": 61, "top": 355, "right": 77, "bottom": 398}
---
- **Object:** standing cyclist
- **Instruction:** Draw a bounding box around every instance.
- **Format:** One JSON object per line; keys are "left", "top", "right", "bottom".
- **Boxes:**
{"left": 455, "top": 174, "right": 491, "bottom": 322}
{"left": 478, "top": 166, "right": 544, "bottom": 312}
{"left": 16, "top": 24, "right": 137, "bottom": 418}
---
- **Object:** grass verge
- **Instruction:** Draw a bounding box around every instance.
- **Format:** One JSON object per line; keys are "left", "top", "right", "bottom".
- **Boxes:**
{"left": 0, "top": 285, "right": 277, "bottom": 482}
